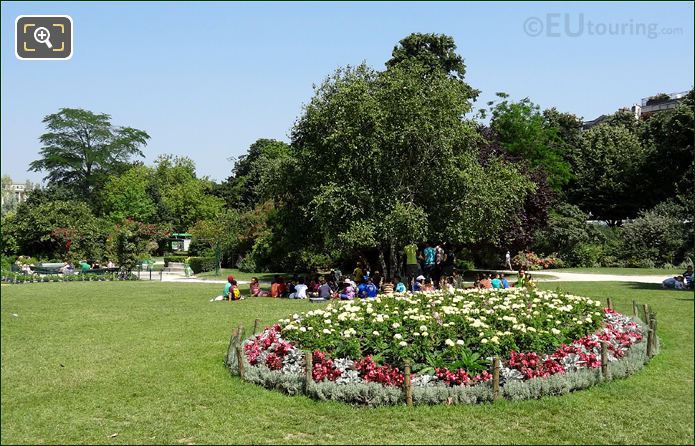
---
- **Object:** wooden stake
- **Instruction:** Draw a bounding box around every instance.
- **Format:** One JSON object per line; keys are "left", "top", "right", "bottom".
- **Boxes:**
{"left": 492, "top": 357, "right": 500, "bottom": 401}
{"left": 253, "top": 318, "right": 261, "bottom": 334}
{"left": 236, "top": 345, "right": 245, "bottom": 379}
{"left": 632, "top": 300, "right": 638, "bottom": 317}
{"left": 305, "top": 351, "right": 313, "bottom": 392}
{"left": 646, "top": 328, "right": 654, "bottom": 358}
{"left": 607, "top": 298, "right": 613, "bottom": 310}
{"left": 404, "top": 362, "right": 413, "bottom": 407}
{"left": 642, "top": 304, "right": 650, "bottom": 326}
{"left": 600, "top": 341, "right": 609, "bottom": 380}
{"left": 651, "top": 313, "right": 657, "bottom": 352}
{"left": 237, "top": 324, "right": 245, "bottom": 344}
{"left": 225, "top": 328, "right": 239, "bottom": 367}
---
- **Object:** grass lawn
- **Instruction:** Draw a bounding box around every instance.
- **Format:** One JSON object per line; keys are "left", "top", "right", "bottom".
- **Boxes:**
{"left": 1, "top": 281, "right": 692, "bottom": 444}
{"left": 540, "top": 267, "right": 684, "bottom": 276}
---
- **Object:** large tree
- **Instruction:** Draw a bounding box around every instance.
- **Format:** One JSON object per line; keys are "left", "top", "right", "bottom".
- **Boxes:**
{"left": 569, "top": 124, "right": 647, "bottom": 224}
{"left": 29, "top": 108, "right": 149, "bottom": 201}
{"left": 386, "top": 32, "right": 469, "bottom": 81}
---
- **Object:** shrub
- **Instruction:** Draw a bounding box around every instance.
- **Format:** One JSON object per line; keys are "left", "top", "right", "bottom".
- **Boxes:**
{"left": 163, "top": 255, "right": 189, "bottom": 266}
{"left": 512, "top": 251, "right": 561, "bottom": 270}
{"left": 237, "top": 255, "right": 258, "bottom": 273}
{"left": 189, "top": 256, "right": 216, "bottom": 274}
{"left": 621, "top": 203, "right": 688, "bottom": 265}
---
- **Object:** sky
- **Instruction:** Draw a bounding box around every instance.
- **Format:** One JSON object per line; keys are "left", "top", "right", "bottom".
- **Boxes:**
{"left": 2, "top": 1, "right": 693, "bottom": 184}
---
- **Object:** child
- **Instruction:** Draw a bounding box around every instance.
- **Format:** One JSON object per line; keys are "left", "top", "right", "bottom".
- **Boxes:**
{"left": 249, "top": 277, "right": 269, "bottom": 297}
{"left": 339, "top": 280, "right": 356, "bottom": 300}
{"left": 365, "top": 277, "right": 378, "bottom": 298}
{"left": 394, "top": 276, "right": 406, "bottom": 293}
{"left": 381, "top": 278, "right": 394, "bottom": 296}
{"left": 290, "top": 278, "right": 308, "bottom": 299}
{"left": 413, "top": 275, "right": 425, "bottom": 292}
{"left": 445, "top": 276, "right": 455, "bottom": 293}
{"left": 421, "top": 278, "right": 435, "bottom": 292}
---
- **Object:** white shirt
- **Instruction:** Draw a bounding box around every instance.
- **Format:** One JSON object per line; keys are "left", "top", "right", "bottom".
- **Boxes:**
{"left": 294, "top": 284, "right": 308, "bottom": 298}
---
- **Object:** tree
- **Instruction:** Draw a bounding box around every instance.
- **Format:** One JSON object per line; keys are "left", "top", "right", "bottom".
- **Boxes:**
{"left": 386, "top": 32, "right": 469, "bottom": 81}
{"left": 489, "top": 97, "right": 572, "bottom": 191}
{"left": 149, "top": 155, "right": 225, "bottom": 232}
{"left": 569, "top": 124, "right": 647, "bottom": 224}
{"left": 29, "top": 108, "right": 149, "bottom": 201}
{"left": 1, "top": 176, "right": 17, "bottom": 215}
{"left": 112, "top": 219, "right": 168, "bottom": 273}
{"left": 100, "top": 164, "right": 156, "bottom": 222}
{"left": 216, "top": 139, "right": 292, "bottom": 209}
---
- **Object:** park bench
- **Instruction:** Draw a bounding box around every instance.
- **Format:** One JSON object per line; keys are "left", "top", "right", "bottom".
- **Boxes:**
{"left": 83, "top": 267, "right": 119, "bottom": 275}
{"left": 33, "top": 263, "right": 64, "bottom": 275}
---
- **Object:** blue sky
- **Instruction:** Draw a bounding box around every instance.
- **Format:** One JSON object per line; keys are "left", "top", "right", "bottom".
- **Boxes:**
{"left": 2, "top": 1, "right": 693, "bottom": 184}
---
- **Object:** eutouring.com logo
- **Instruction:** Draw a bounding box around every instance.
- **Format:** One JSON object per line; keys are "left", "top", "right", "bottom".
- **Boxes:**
{"left": 523, "top": 14, "right": 683, "bottom": 39}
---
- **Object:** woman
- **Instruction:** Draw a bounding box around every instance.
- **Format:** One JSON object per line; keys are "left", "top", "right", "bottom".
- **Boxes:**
{"left": 249, "top": 277, "right": 268, "bottom": 297}
{"left": 339, "top": 279, "right": 356, "bottom": 300}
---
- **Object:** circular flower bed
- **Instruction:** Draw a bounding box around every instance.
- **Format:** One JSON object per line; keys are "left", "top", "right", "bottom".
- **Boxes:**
{"left": 233, "top": 289, "right": 652, "bottom": 406}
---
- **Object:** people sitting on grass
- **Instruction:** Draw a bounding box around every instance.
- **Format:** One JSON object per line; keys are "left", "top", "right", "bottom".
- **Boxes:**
{"left": 381, "top": 277, "right": 394, "bottom": 296}
{"left": 210, "top": 275, "right": 239, "bottom": 302}
{"left": 365, "top": 277, "right": 378, "bottom": 298}
{"left": 228, "top": 280, "right": 242, "bottom": 301}
{"left": 250, "top": 277, "right": 269, "bottom": 297}
{"left": 526, "top": 274, "right": 537, "bottom": 289}
{"left": 445, "top": 276, "right": 455, "bottom": 293}
{"left": 59, "top": 262, "right": 74, "bottom": 275}
{"left": 79, "top": 260, "right": 91, "bottom": 273}
{"left": 515, "top": 270, "right": 527, "bottom": 288}
{"left": 413, "top": 275, "right": 425, "bottom": 292}
{"left": 394, "top": 276, "right": 407, "bottom": 293}
{"left": 682, "top": 266, "right": 693, "bottom": 289}
{"left": 479, "top": 274, "right": 492, "bottom": 289}
{"left": 339, "top": 279, "right": 356, "bottom": 300}
{"left": 421, "top": 278, "right": 435, "bottom": 292}
{"left": 491, "top": 273, "right": 503, "bottom": 289}
{"left": 357, "top": 276, "right": 369, "bottom": 299}
{"left": 662, "top": 276, "right": 686, "bottom": 290}
{"left": 318, "top": 279, "right": 333, "bottom": 300}
{"left": 270, "top": 276, "right": 286, "bottom": 298}
{"left": 501, "top": 273, "right": 510, "bottom": 289}
{"left": 290, "top": 278, "right": 308, "bottom": 299}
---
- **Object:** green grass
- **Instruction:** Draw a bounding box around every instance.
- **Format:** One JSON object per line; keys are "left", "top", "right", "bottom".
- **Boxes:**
{"left": 1, "top": 281, "right": 692, "bottom": 444}
{"left": 195, "top": 268, "right": 289, "bottom": 282}
{"left": 540, "top": 267, "right": 684, "bottom": 276}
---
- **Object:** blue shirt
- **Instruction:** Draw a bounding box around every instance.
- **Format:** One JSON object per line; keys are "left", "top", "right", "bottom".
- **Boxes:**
{"left": 423, "top": 247, "right": 436, "bottom": 265}
{"left": 491, "top": 278, "right": 502, "bottom": 289}
{"left": 223, "top": 283, "right": 232, "bottom": 296}
{"left": 502, "top": 278, "right": 510, "bottom": 289}
{"left": 357, "top": 283, "right": 368, "bottom": 298}
{"left": 413, "top": 281, "right": 422, "bottom": 292}
{"left": 365, "top": 283, "right": 378, "bottom": 298}
{"left": 395, "top": 282, "right": 406, "bottom": 293}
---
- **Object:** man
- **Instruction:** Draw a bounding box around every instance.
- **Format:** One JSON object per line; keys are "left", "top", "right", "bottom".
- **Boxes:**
{"left": 404, "top": 243, "right": 419, "bottom": 283}
{"left": 357, "top": 276, "right": 369, "bottom": 299}
{"left": 515, "top": 270, "right": 527, "bottom": 288}
{"left": 422, "top": 243, "right": 436, "bottom": 279}
{"left": 505, "top": 251, "right": 512, "bottom": 270}
{"left": 365, "top": 278, "right": 378, "bottom": 298}
{"left": 352, "top": 262, "right": 364, "bottom": 283}
{"left": 683, "top": 265, "right": 693, "bottom": 289}
{"left": 433, "top": 244, "right": 445, "bottom": 288}
{"left": 501, "top": 273, "right": 510, "bottom": 289}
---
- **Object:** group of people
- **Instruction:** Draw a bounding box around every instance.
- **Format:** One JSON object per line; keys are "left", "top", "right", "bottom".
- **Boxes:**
{"left": 662, "top": 265, "right": 693, "bottom": 290}
{"left": 215, "top": 266, "right": 537, "bottom": 302}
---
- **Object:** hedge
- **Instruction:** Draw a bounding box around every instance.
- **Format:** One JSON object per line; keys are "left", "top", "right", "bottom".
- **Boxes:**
{"left": 189, "top": 256, "right": 216, "bottom": 274}
{"left": 163, "top": 256, "right": 189, "bottom": 266}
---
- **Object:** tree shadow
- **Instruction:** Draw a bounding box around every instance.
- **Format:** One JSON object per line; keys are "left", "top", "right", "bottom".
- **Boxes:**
{"left": 622, "top": 282, "right": 694, "bottom": 300}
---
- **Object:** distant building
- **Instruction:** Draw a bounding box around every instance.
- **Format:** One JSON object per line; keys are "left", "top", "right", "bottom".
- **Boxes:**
{"left": 1, "top": 180, "right": 34, "bottom": 208}
{"left": 583, "top": 90, "right": 688, "bottom": 128}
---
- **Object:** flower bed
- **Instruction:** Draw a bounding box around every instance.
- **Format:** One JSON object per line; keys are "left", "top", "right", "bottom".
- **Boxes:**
{"left": 230, "top": 289, "right": 655, "bottom": 406}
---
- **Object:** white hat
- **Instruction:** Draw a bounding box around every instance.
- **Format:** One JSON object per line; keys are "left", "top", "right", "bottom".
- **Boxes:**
{"left": 416, "top": 275, "right": 425, "bottom": 281}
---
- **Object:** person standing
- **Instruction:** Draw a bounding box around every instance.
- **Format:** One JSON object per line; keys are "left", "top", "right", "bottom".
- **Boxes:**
{"left": 404, "top": 243, "right": 419, "bottom": 284}
{"left": 422, "top": 243, "right": 436, "bottom": 279}
{"left": 505, "top": 251, "right": 513, "bottom": 271}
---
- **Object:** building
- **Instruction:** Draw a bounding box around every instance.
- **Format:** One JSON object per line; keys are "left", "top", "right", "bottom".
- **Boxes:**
{"left": 583, "top": 90, "right": 689, "bottom": 128}
{"left": 1, "top": 183, "right": 29, "bottom": 206}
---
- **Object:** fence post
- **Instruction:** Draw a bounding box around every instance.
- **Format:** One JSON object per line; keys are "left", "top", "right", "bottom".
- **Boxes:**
{"left": 492, "top": 356, "right": 500, "bottom": 401}
{"left": 225, "top": 327, "right": 240, "bottom": 368}
{"left": 404, "top": 361, "right": 413, "bottom": 407}
{"left": 237, "top": 324, "right": 245, "bottom": 343}
{"left": 235, "top": 345, "right": 245, "bottom": 379}
{"left": 646, "top": 327, "right": 654, "bottom": 358}
{"left": 651, "top": 313, "right": 657, "bottom": 353}
{"left": 305, "top": 351, "right": 313, "bottom": 392}
{"left": 607, "top": 298, "right": 613, "bottom": 310}
{"left": 642, "top": 304, "right": 650, "bottom": 326}
{"left": 632, "top": 300, "right": 638, "bottom": 317}
{"left": 600, "top": 341, "right": 609, "bottom": 380}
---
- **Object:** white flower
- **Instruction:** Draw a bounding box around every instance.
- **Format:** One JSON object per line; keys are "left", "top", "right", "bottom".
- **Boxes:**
{"left": 456, "top": 339, "right": 464, "bottom": 345}
{"left": 445, "top": 339, "right": 455, "bottom": 347}
{"left": 323, "top": 329, "right": 331, "bottom": 334}
{"left": 372, "top": 331, "right": 380, "bottom": 336}
{"left": 399, "top": 341, "right": 408, "bottom": 347}
{"left": 419, "top": 325, "right": 428, "bottom": 332}
{"left": 422, "top": 332, "right": 429, "bottom": 337}
{"left": 394, "top": 333, "right": 403, "bottom": 340}
{"left": 300, "top": 326, "right": 306, "bottom": 332}
{"left": 551, "top": 328, "right": 561, "bottom": 335}
{"left": 392, "top": 322, "right": 400, "bottom": 329}
{"left": 413, "top": 332, "right": 420, "bottom": 337}
{"left": 481, "top": 338, "right": 489, "bottom": 344}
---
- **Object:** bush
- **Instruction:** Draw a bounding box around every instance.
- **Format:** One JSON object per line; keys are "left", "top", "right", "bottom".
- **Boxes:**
{"left": 237, "top": 255, "right": 258, "bottom": 273}
{"left": 621, "top": 202, "right": 689, "bottom": 265}
{"left": 189, "top": 256, "right": 216, "bottom": 274}
{"left": 512, "top": 251, "right": 561, "bottom": 270}
{"left": 455, "top": 258, "right": 475, "bottom": 271}
{"left": 163, "top": 255, "right": 189, "bottom": 266}
{"left": 572, "top": 243, "right": 604, "bottom": 267}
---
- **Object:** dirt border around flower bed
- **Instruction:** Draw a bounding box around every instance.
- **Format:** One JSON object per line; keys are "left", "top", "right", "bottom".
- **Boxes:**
{"left": 224, "top": 305, "right": 660, "bottom": 407}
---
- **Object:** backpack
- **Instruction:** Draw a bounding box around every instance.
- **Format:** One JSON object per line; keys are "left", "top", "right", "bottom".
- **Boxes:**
{"left": 232, "top": 287, "right": 241, "bottom": 300}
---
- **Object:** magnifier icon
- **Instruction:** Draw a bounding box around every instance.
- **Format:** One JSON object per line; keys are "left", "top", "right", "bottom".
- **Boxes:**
{"left": 33, "top": 26, "right": 53, "bottom": 49}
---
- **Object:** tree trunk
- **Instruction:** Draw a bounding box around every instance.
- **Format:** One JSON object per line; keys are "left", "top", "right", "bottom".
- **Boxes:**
{"left": 378, "top": 248, "right": 387, "bottom": 279}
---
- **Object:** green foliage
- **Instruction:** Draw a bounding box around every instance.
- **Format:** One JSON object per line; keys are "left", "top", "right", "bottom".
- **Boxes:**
{"left": 10, "top": 200, "right": 108, "bottom": 260}
{"left": 188, "top": 256, "right": 216, "bottom": 274}
{"left": 29, "top": 108, "right": 149, "bottom": 201}
{"left": 386, "top": 32, "right": 471, "bottom": 81}
{"left": 163, "top": 255, "right": 189, "bottom": 266}
{"left": 569, "top": 124, "right": 647, "bottom": 223}
{"left": 620, "top": 201, "right": 691, "bottom": 266}
{"left": 113, "top": 219, "right": 167, "bottom": 273}
{"left": 489, "top": 97, "right": 572, "bottom": 190}
{"left": 100, "top": 165, "right": 156, "bottom": 222}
